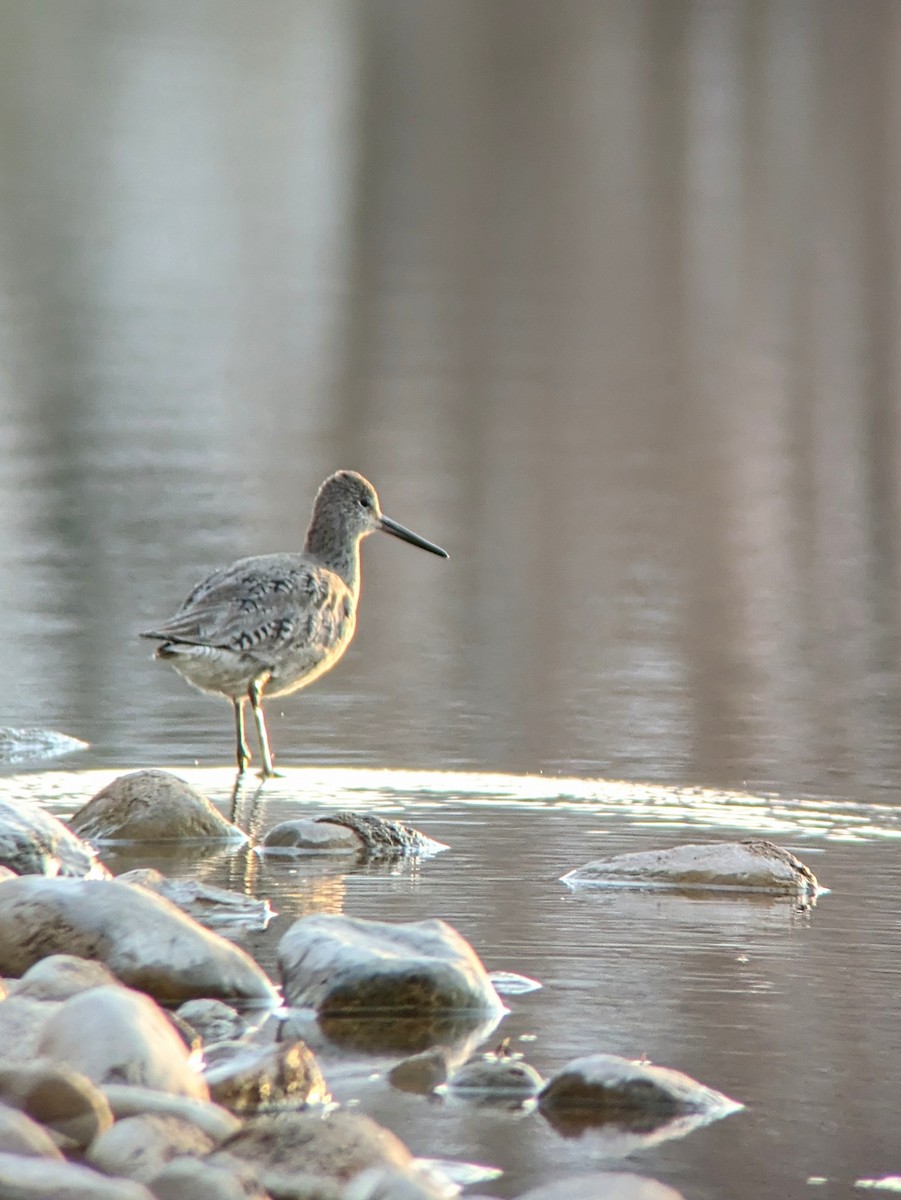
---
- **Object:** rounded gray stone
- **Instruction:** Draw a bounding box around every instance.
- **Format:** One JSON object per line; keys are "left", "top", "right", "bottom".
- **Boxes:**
{"left": 277, "top": 914, "right": 504, "bottom": 1017}
{"left": 69, "top": 769, "right": 245, "bottom": 843}
{"left": 37, "top": 985, "right": 210, "bottom": 1099}
{"left": 86, "top": 1113, "right": 216, "bottom": 1183}
{"left": 0, "top": 876, "right": 278, "bottom": 1005}
{"left": 0, "top": 794, "right": 104, "bottom": 878}
{"left": 9, "top": 953, "right": 122, "bottom": 1001}
{"left": 0, "top": 1103, "right": 64, "bottom": 1159}
{"left": 538, "top": 1053, "right": 742, "bottom": 1120}
{"left": 561, "top": 839, "right": 820, "bottom": 896}
{"left": 148, "top": 1155, "right": 270, "bottom": 1200}
{"left": 0, "top": 1151, "right": 155, "bottom": 1199}
{"left": 0, "top": 1059, "right": 114, "bottom": 1149}
{"left": 101, "top": 1084, "right": 241, "bottom": 1141}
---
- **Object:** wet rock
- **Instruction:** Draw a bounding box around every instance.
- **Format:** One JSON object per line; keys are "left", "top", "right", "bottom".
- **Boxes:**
{"left": 447, "top": 1048, "right": 543, "bottom": 1098}
{"left": 9, "top": 953, "right": 122, "bottom": 1000}
{"left": 0, "top": 1103, "right": 64, "bottom": 1159}
{"left": 102, "top": 1084, "right": 241, "bottom": 1141}
{"left": 560, "top": 839, "right": 820, "bottom": 896}
{"left": 69, "top": 769, "right": 245, "bottom": 843}
{"left": 0, "top": 793, "right": 105, "bottom": 878}
{"left": 0, "top": 1059, "right": 113, "bottom": 1149}
{"left": 36, "top": 984, "right": 210, "bottom": 1099}
{"left": 0, "top": 726, "right": 88, "bottom": 766}
{"left": 212, "top": 1110, "right": 413, "bottom": 1194}
{"left": 119, "top": 869, "right": 275, "bottom": 933}
{"left": 204, "top": 1039, "right": 329, "bottom": 1114}
{"left": 278, "top": 914, "right": 505, "bottom": 1019}
{"left": 0, "top": 1152, "right": 155, "bottom": 1199}
{"left": 177, "top": 998, "right": 248, "bottom": 1045}
{"left": 537, "top": 1053, "right": 742, "bottom": 1124}
{"left": 149, "top": 1155, "right": 271, "bottom": 1200}
{"left": 344, "top": 1166, "right": 454, "bottom": 1200}
{"left": 86, "top": 1113, "right": 216, "bottom": 1182}
{"left": 261, "top": 820, "right": 362, "bottom": 855}
{"left": 515, "top": 1173, "right": 685, "bottom": 1200}
{"left": 260, "top": 814, "right": 446, "bottom": 859}
{"left": 0, "top": 876, "right": 279, "bottom": 1004}
{"left": 388, "top": 1048, "right": 450, "bottom": 1094}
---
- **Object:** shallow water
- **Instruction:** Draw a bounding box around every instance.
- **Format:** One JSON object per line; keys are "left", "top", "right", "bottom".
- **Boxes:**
{"left": 3, "top": 0, "right": 901, "bottom": 1195}
{"left": 2, "top": 763, "right": 896, "bottom": 1199}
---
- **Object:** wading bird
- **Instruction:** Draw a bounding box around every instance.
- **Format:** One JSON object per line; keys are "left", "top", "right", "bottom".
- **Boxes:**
{"left": 141, "top": 470, "right": 448, "bottom": 777}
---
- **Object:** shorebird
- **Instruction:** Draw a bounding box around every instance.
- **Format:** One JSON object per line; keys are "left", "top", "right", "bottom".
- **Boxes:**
{"left": 141, "top": 470, "right": 448, "bottom": 777}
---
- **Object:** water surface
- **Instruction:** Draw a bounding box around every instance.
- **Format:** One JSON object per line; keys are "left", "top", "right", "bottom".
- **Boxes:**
{"left": 2, "top": 1, "right": 901, "bottom": 1195}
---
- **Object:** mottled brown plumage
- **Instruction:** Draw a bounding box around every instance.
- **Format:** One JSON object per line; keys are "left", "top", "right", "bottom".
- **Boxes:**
{"left": 141, "top": 471, "right": 447, "bottom": 777}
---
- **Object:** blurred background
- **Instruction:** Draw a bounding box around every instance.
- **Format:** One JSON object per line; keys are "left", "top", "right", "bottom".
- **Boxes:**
{"left": 2, "top": 0, "right": 901, "bottom": 799}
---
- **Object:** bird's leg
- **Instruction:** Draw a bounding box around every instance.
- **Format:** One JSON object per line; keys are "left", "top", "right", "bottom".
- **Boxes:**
{"left": 248, "top": 678, "right": 277, "bottom": 778}
{"left": 233, "top": 697, "right": 251, "bottom": 773}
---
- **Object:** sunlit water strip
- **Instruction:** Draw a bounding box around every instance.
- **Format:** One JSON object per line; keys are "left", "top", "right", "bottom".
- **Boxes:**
{"left": 3, "top": 766, "right": 901, "bottom": 842}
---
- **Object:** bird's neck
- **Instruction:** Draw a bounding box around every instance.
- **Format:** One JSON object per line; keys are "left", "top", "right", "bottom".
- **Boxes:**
{"left": 305, "top": 524, "right": 362, "bottom": 593}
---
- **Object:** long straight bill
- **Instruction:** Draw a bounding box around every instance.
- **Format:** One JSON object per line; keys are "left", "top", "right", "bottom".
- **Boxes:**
{"left": 379, "top": 515, "right": 449, "bottom": 558}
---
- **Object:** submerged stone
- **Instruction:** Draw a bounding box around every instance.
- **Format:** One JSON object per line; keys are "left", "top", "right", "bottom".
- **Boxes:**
{"left": 538, "top": 1053, "right": 742, "bottom": 1124}
{"left": 69, "top": 770, "right": 245, "bottom": 843}
{"left": 0, "top": 876, "right": 278, "bottom": 1005}
{"left": 560, "top": 839, "right": 820, "bottom": 896}
{"left": 0, "top": 727, "right": 88, "bottom": 766}
{"left": 118, "top": 869, "right": 274, "bottom": 932}
{"left": 447, "top": 1048, "right": 544, "bottom": 1097}
{"left": 260, "top": 811, "right": 447, "bottom": 858}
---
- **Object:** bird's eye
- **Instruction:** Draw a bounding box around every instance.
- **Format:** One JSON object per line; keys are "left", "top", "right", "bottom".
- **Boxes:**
{"left": 359, "top": 495, "right": 372, "bottom": 508}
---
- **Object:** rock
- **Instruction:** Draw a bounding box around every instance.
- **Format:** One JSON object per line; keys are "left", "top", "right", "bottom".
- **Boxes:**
{"left": 9, "top": 953, "right": 122, "bottom": 1000}
{"left": 447, "top": 1049, "right": 543, "bottom": 1097}
{"left": 119, "top": 869, "right": 274, "bottom": 932}
{"left": 260, "top": 814, "right": 446, "bottom": 859}
{"left": 204, "top": 1039, "right": 329, "bottom": 1114}
{"left": 0, "top": 876, "right": 279, "bottom": 1005}
{"left": 344, "top": 1166, "right": 454, "bottom": 1200}
{"left": 148, "top": 1155, "right": 271, "bottom": 1200}
{"left": 176, "top": 999, "right": 248, "bottom": 1045}
{"left": 0, "top": 726, "right": 88, "bottom": 766}
{"left": 0, "top": 793, "right": 105, "bottom": 878}
{"left": 101, "top": 1084, "right": 241, "bottom": 1141}
{"left": 36, "top": 985, "right": 210, "bottom": 1099}
{"left": 86, "top": 1113, "right": 216, "bottom": 1182}
{"left": 515, "top": 1173, "right": 685, "bottom": 1200}
{"left": 537, "top": 1053, "right": 742, "bottom": 1123}
{"left": 0, "top": 1059, "right": 113, "bottom": 1149}
{"left": 261, "top": 820, "right": 362, "bottom": 855}
{"left": 0, "top": 996, "right": 61, "bottom": 1061}
{"left": 388, "top": 1048, "right": 450, "bottom": 1094}
{"left": 0, "top": 1152, "right": 156, "bottom": 1199}
{"left": 69, "top": 770, "right": 245, "bottom": 843}
{"left": 213, "top": 1110, "right": 413, "bottom": 1193}
{"left": 278, "top": 915, "right": 504, "bottom": 1019}
{"left": 560, "top": 839, "right": 820, "bottom": 896}
{"left": 0, "top": 1103, "right": 64, "bottom": 1159}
